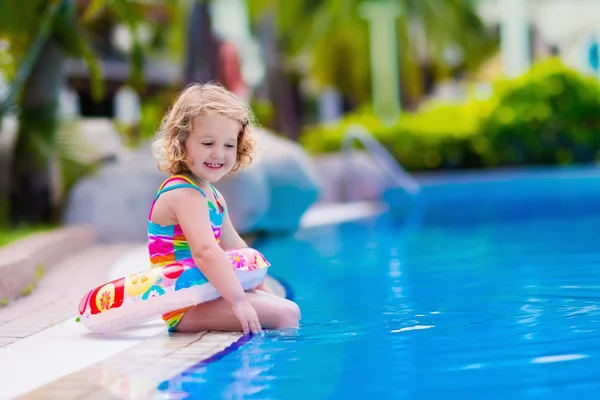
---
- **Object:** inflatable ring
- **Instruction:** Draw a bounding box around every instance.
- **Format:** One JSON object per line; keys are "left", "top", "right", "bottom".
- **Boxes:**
{"left": 77, "top": 247, "right": 270, "bottom": 334}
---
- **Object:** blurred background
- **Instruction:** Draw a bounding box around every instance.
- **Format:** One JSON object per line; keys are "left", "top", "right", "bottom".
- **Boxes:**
{"left": 2, "top": 0, "right": 600, "bottom": 240}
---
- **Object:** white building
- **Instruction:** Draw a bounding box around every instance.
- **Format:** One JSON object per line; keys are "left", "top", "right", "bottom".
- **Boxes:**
{"left": 477, "top": 0, "right": 600, "bottom": 77}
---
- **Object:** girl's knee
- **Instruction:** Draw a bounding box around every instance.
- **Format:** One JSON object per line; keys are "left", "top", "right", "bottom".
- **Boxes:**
{"left": 275, "top": 301, "right": 300, "bottom": 329}
{"left": 289, "top": 301, "right": 301, "bottom": 321}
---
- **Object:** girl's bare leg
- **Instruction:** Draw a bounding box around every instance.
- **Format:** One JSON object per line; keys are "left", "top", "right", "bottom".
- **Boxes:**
{"left": 254, "top": 289, "right": 302, "bottom": 321}
{"left": 174, "top": 290, "right": 300, "bottom": 333}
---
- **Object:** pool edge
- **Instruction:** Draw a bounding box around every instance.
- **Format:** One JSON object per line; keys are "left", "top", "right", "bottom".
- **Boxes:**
{"left": 9, "top": 200, "right": 376, "bottom": 400}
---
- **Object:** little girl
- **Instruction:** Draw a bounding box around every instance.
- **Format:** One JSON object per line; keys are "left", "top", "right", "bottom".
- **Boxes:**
{"left": 148, "top": 82, "right": 300, "bottom": 335}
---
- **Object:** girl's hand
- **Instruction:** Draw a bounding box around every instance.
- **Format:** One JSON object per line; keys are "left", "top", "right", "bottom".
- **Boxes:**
{"left": 232, "top": 299, "right": 262, "bottom": 335}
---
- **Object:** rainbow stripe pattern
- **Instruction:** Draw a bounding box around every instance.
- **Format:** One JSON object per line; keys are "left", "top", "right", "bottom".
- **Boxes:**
{"left": 147, "top": 174, "right": 226, "bottom": 331}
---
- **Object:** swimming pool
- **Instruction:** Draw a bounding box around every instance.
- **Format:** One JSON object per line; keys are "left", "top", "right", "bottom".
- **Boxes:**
{"left": 158, "top": 167, "right": 600, "bottom": 399}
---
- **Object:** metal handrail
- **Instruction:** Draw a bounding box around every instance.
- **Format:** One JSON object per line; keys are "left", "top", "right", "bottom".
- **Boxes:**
{"left": 341, "top": 123, "right": 421, "bottom": 201}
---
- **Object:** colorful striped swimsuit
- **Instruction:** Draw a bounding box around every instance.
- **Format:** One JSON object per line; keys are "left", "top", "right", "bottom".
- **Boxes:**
{"left": 147, "top": 174, "right": 225, "bottom": 332}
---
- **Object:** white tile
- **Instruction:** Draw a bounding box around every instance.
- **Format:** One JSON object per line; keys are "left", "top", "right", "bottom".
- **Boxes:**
{"left": 0, "top": 316, "right": 165, "bottom": 399}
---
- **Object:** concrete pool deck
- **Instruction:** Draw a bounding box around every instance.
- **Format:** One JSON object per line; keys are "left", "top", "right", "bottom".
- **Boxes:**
{"left": 0, "top": 201, "right": 386, "bottom": 400}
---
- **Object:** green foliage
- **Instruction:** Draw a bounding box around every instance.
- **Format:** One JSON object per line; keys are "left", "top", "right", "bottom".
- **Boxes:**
{"left": 479, "top": 58, "right": 600, "bottom": 166}
{"left": 0, "top": 0, "right": 51, "bottom": 40}
{"left": 0, "top": 225, "right": 50, "bottom": 246}
{"left": 138, "top": 95, "right": 167, "bottom": 143}
{"left": 250, "top": 98, "right": 276, "bottom": 130}
{"left": 0, "top": 0, "right": 65, "bottom": 117}
{"left": 300, "top": 59, "right": 600, "bottom": 171}
{"left": 300, "top": 100, "right": 484, "bottom": 170}
{"left": 53, "top": 1, "right": 104, "bottom": 101}
{"left": 0, "top": 0, "right": 163, "bottom": 225}
{"left": 54, "top": 119, "right": 102, "bottom": 201}
{"left": 137, "top": 88, "right": 181, "bottom": 142}
{"left": 248, "top": 0, "right": 498, "bottom": 104}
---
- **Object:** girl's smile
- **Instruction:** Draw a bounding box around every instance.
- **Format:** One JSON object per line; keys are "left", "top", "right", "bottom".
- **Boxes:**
{"left": 204, "top": 162, "right": 224, "bottom": 170}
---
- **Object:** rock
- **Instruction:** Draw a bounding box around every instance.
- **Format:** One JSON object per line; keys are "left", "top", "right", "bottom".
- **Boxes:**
{"left": 63, "top": 157, "right": 166, "bottom": 243}
{"left": 312, "top": 150, "right": 393, "bottom": 202}
{"left": 239, "top": 129, "right": 321, "bottom": 233}
{"left": 63, "top": 128, "right": 321, "bottom": 242}
{"left": 212, "top": 163, "right": 271, "bottom": 234}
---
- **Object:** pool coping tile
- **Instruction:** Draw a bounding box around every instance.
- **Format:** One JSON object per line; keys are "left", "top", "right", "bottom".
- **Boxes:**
{"left": 3, "top": 200, "right": 377, "bottom": 399}
{"left": 14, "top": 276, "right": 286, "bottom": 400}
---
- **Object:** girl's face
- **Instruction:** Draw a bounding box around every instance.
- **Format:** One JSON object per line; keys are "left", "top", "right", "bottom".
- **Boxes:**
{"left": 185, "top": 114, "right": 240, "bottom": 183}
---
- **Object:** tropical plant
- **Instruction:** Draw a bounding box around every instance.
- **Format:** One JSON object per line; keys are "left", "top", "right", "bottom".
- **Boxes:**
{"left": 299, "top": 59, "right": 600, "bottom": 171}
{"left": 247, "top": 0, "right": 498, "bottom": 106}
{"left": 0, "top": 0, "right": 169, "bottom": 226}
{"left": 479, "top": 58, "right": 600, "bottom": 166}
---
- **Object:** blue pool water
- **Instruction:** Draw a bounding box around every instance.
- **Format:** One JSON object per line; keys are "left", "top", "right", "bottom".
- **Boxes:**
{"left": 159, "top": 169, "right": 600, "bottom": 399}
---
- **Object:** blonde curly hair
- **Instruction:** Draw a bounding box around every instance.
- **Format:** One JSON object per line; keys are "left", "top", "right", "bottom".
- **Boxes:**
{"left": 152, "top": 82, "right": 256, "bottom": 175}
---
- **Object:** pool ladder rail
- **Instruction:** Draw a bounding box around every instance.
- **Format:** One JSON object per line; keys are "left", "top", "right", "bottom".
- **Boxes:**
{"left": 340, "top": 123, "right": 422, "bottom": 202}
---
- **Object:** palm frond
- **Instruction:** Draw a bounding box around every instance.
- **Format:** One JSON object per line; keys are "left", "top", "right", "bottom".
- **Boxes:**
{"left": 0, "top": 0, "right": 67, "bottom": 119}
{"left": 106, "top": 0, "right": 156, "bottom": 90}
{"left": 81, "top": 0, "right": 108, "bottom": 22}
{"left": 53, "top": 2, "right": 105, "bottom": 101}
{"left": 56, "top": 118, "right": 104, "bottom": 165}
{"left": 248, "top": 0, "right": 497, "bottom": 103}
{"left": 0, "top": 0, "right": 51, "bottom": 36}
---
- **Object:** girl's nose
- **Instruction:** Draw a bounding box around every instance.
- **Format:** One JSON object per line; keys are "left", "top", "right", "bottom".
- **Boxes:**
{"left": 212, "top": 149, "right": 224, "bottom": 159}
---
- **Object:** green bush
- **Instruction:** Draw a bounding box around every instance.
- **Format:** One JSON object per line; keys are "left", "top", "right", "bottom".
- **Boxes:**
{"left": 478, "top": 58, "right": 600, "bottom": 166}
{"left": 299, "top": 58, "right": 600, "bottom": 171}
{"left": 300, "top": 99, "right": 487, "bottom": 170}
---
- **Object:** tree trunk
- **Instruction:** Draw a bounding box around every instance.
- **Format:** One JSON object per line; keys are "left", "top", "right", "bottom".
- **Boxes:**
{"left": 9, "top": 39, "right": 65, "bottom": 226}
{"left": 184, "top": 0, "right": 219, "bottom": 85}
{"left": 259, "top": 13, "right": 302, "bottom": 140}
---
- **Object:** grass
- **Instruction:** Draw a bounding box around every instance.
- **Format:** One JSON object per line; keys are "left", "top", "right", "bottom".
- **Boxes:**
{"left": 0, "top": 225, "right": 51, "bottom": 247}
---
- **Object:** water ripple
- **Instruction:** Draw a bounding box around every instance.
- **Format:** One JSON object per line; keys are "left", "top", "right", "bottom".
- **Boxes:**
{"left": 158, "top": 211, "right": 600, "bottom": 399}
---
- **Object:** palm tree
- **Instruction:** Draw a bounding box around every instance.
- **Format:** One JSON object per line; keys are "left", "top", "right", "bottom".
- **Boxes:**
{"left": 248, "top": 0, "right": 497, "bottom": 114}
{"left": 0, "top": 0, "right": 159, "bottom": 226}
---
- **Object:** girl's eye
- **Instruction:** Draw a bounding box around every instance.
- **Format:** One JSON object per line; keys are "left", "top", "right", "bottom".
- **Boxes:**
{"left": 202, "top": 142, "right": 213, "bottom": 146}
{"left": 225, "top": 144, "right": 235, "bottom": 148}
